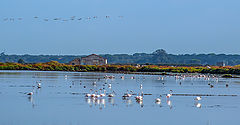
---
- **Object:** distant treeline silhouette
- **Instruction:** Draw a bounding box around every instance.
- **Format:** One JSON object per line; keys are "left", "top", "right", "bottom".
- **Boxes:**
{"left": 0, "top": 49, "right": 240, "bottom": 66}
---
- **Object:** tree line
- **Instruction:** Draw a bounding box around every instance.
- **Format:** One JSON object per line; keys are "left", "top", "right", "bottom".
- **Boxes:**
{"left": 0, "top": 49, "right": 240, "bottom": 66}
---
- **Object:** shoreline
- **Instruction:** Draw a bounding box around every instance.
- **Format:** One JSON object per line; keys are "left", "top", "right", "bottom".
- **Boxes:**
{"left": 0, "top": 69, "right": 240, "bottom": 78}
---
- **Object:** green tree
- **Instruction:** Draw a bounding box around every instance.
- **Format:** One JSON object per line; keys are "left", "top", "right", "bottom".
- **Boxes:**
{"left": 18, "top": 59, "right": 25, "bottom": 64}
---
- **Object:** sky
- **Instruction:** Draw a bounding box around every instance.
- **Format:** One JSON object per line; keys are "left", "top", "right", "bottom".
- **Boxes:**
{"left": 0, "top": 0, "right": 240, "bottom": 55}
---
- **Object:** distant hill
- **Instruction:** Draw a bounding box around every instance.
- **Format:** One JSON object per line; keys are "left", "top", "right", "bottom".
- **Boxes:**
{"left": 1, "top": 49, "right": 240, "bottom": 66}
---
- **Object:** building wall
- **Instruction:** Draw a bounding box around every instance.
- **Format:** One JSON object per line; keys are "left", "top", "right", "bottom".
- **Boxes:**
{"left": 68, "top": 58, "right": 81, "bottom": 65}
{"left": 81, "top": 54, "right": 107, "bottom": 65}
{"left": 216, "top": 62, "right": 226, "bottom": 66}
{"left": 68, "top": 54, "right": 107, "bottom": 65}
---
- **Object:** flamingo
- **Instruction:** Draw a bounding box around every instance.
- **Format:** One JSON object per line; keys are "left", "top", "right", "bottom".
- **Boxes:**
{"left": 155, "top": 95, "right": 162, "bottom": 102}
{"left": 100, "top": 90, "right": 106, "bottom": 97}
{"left": 195, "top": 96, "right": 202, "bottom": 101}
{"left": 85, "top": 89, "right": 93, "bottom": 98}
{"left": 166, "top": 90, "right": 173, "bottom": 98}
{"left": 37, "top": 82, "right": 41, "bottom": 88}
{"left": 195, "top": 102, "right": 201, "bottom": 108}
{"left": 108, "top": 84, "right": 112, "bottom": 88}
{"left": 27, "top": 92, "right": 33, "bottom": 96}
{"left": 135, "top": 92, "right": 143, "bottom": 101}
{"left": 93, "top": 90, "right": 101, "bottom": 98}
{"left": 135, "top": 96, "right": 143, "bottom": 101}
{"left": 108, "top": 91, "right": 115, "bottom": 97}
{"left": 122, "top": 90, "right": 132, "bottom": 98}
{"left": 64, "top": 75, "right": 67, "bottom": 79}
{"left": 95, "top": 94, "right": 101, "bottom": 98}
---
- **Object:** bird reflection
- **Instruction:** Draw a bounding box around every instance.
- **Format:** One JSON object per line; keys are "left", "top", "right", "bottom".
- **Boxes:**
{"left": 123, "top": 99, "right": 133, "bottom": 107}
{"left": 167, "top": 100, "right": 172, "bottom": 109}
{"left": 28, "top": 96, "right": 35, "bottom": 108}
{"left": 86, "top": 98, "right": 92, "bottom": 107}
{"left": 195, "top": 102, "right": 202, "bottom": 108}
{"left": 108, "top": 98, "right": 115, "bottom": 106}
{"left": 85, "top": 98, "right": 106, "bottom": 108}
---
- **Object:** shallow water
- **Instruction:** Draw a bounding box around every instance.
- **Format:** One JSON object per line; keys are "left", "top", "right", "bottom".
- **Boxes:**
{"left": 0, "top": 70, "right": 240, "bottom": 125}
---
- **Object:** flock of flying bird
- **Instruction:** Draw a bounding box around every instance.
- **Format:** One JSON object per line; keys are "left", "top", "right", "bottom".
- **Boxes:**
{"left": 2, "top": 15, "right": 124, "bottom": 22}
{"left": 24, "top": 73, "right": 231, "bottom": 109}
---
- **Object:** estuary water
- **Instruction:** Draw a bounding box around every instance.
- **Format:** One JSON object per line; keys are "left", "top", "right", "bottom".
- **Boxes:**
{"left": 0, "top": 70, "right": 240, "bottom": 125}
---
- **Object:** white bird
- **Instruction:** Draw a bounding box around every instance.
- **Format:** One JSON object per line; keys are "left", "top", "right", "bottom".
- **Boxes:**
{"left": 64, "top": 75, "right": 67, "bottom": 79}
{"left": 195, "top": 96, "right": 202, "bottom": 101}
{"left": 122, "top": 90, "right": 132, "bottom": 98}
{"left": 95, "top": 94, "right": 101, "bottom": 98}
{"left": 92, "top": 81, "right": 97, "bottom": 86}
{"left": 140, "top": 84, "right": 143, "bottom": 90}
{"left": 195, "top": 102, "right": 201, "bottom": 108}
{"left": 108, "top": 84, "right": 112, "bottom": 88}
{"left": 166, "top": 90, "right": 173, "bottom": 98}
{"left": 37, "top": 82, "right": 41, "bottom": 88}
{"left": 135, "top": 92, "right": 143, "bottom": 101}
{"left": 155, "top": 98, "right": 161, "bottom": 102}
{"left": 108, "top": 93, "right": 114, "bottom": 97}
{"left": 85, "top": 93, "right": 91, "bottom": 98}
{"left": 135, "top": 96, "right": 143, "bottom": 101}
{"left": 155, "top": 95, "right": 162, "bottom": 102}
{"left": 108, "top": 91, "right": 116, "bottom": 97}
{"left": 166, "top": 93, "right": 172, "bottom": 98}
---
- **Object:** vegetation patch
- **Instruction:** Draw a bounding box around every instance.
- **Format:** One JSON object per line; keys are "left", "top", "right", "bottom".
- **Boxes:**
{"left": 0, "top": 61, "right": 240, "bottom": 75}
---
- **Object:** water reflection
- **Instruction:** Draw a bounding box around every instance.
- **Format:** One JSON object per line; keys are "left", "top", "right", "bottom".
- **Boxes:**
{"left": 1, "top": 71, "right": 240, "bottom": 125}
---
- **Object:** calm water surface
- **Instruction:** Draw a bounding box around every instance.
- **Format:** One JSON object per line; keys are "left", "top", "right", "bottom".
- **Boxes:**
{"left": 0, "top": 70, "right": 240, "bottom": 125}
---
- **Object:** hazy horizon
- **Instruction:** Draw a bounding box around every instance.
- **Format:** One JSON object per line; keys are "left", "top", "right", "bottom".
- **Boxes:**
{"left": 1, "top": 0, "right": 240, "bottom": 55}
{"left": 1, "top": 49, "right": 240, "bottom": 56}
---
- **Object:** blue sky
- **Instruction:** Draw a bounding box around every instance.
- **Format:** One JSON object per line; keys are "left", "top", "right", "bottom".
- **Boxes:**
{"left": 0, "top": 0, "right": 240, "bottom": 55}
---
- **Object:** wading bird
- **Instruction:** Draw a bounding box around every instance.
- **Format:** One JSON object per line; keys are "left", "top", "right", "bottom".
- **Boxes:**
{"left": 195, "top": 96, "right": 202, "bottom": 101}
{"left": 155, "top": 95, "right": 162, "bottom": 102}
{"left": 166, "top": 90, "right": 173, "bottom": 98}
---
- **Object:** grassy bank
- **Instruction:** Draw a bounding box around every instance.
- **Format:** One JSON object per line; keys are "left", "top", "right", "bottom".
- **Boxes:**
{"left": 1, "top": 61, "right": 240, "bottom": 75}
